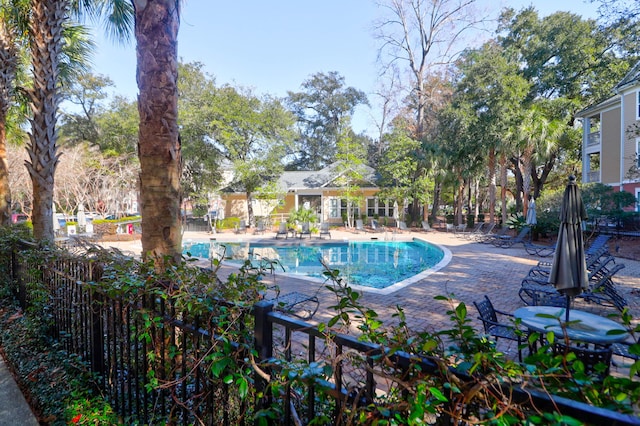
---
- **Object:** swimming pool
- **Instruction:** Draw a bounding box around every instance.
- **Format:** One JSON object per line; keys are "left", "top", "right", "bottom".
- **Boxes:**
{"left": 183, "top": 239, "right": 450, "bottom": 294}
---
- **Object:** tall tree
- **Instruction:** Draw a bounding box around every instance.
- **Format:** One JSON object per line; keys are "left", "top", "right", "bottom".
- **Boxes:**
{"left": 453, "top": 42, "right": 529, "bottom": 224}
{"left": 211, "top": 86, "right": 295, "bottom": 227}
{"left": 59, "top": 72, "right": 113, "bottom": 146}
{"left": 25, "top": 0, "right": 70, "bottom": 240}
{"left": 286, "top": 71, "right": 367, "bottom": 170}
{"left": 334, "top": 117, "right": 368, "bottom": 228}
{"left": 375, "top": 0, "right": 486, "bottom": 139}
{"left": 177, "top": 62, "right": 222, "bottom": 210}
{"left": 0, "top": 0, "right": 26, "bottom": 225}
{"left": 22, "top": 0, "right": 129, "bottom": 241}
{"left": 133, "top": 0, "right": 182, "bottom": 266}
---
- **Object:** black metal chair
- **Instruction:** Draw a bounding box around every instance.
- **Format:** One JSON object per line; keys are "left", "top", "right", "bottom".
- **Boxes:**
{"left": 552, "top": 341, "right": 613, "bottom": 378}
{"left": 474, "top": 295, "right": 527, "bottom": 361}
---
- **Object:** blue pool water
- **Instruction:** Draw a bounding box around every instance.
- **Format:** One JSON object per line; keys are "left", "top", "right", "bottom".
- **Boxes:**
{"left": 183, "top": 239, "right": 445, "bottom": 290}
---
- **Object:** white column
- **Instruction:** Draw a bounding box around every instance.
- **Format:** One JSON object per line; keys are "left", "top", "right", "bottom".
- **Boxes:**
{"left": 582, "top": 117, "right": 590, "bottom": 183}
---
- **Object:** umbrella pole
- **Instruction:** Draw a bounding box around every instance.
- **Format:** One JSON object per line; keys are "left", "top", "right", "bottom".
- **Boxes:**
{"left": 565, "top": 295, "right": 570, "bottom": 322}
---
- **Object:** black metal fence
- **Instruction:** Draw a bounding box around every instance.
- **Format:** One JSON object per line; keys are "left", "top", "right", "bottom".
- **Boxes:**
{"left": 3, "top": 241, "right": 640, "bottom": 425}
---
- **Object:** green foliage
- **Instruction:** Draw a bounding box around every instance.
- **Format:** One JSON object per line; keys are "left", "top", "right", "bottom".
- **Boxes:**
{"left": 287, "top": 207, "right": 318, "bottom": 225}
{"left": 286, "top": 71, "right": 368, "bottom": 170}
{"left": 582, "top": 182, "right": 637, "bottom": 222}
{"left": 1, "top": 227, "right": 639, "bottom": 425}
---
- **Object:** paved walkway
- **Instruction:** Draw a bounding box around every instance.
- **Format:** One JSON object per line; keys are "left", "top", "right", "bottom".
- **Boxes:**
{"left": 4, "top": 226, "right": 637, "bottom": 424}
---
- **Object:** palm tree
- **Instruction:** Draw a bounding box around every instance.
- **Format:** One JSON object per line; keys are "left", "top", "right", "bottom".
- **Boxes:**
{"left": 133, "top": 1, "right": 182, "bottom": 267}
{"left": 0, "top": 0, "right": 28, "bottom": 226}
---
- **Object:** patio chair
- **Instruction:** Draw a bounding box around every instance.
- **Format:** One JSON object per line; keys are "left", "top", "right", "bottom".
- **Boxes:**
{"left": 610, "top": 341, "right": 640, "bottom": 368}
{"left": 524, "top": 240, "right": 555, "bottom": 257}
{"left": 421, "top": 221, "right": 433, "bottom": 232}
{"left": 319, "top": 222, "right": 331, "bottom": 239}
{"left": 370, "top": 219, "right": 384, "bottom": 232}
{"left": 298, "top": 222, "right": 311, "bottom": 239}
{"left": 445, "top": 223, "right": 455, "bottom": 233}
{"left": 397, "top": 221, "right": 409, "bottom": 232}
{"left": 491, "top": 226, "right": 531, "bottom": 248}
{"left": 474, "top": 295, "right": 527, "bottom": 361}
{"left": 254, "top": 220, "right": 266, "bottom": 235}
{"left": 458, "top": 222, "right": 484, "bottom": 239}
{"left": 585, "top": 234, "right": 611, "bottom": 257}
{"left": 478, "top": 226, "right": 509, "bottom": 244}
{"left": 470, "top": 222, "right": 496, "bottom": 241}
{"left": 581, "top": 262, "right": 627, "bottom": 311}
{"left": 263, "top": 286, "right": 319, "bottom": 320}
{"left": 234, "top": 219, "right": 247, "bottom": 234}
{"left": 552, "top": 341, "right": 613, "bottom": 378}
{"left": 355, "top": 219, "right": 365, "bottom": 233}
{"left": 275, "top": 222, "right": 287, "bottom": 239}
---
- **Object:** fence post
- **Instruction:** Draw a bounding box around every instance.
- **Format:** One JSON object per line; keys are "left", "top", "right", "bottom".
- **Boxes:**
{"left": 11, "top": 245, "right": 26, "bottom": 310}
{"left": 253, "top": 300, "right": 274, "bottom": 422}
{"left": 91, "top": 290, "right": 106, "bottom": 379}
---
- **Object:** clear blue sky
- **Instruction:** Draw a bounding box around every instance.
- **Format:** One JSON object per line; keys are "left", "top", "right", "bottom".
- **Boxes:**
{"left": 87, "top": 0, "right": 599, "bottom": 136}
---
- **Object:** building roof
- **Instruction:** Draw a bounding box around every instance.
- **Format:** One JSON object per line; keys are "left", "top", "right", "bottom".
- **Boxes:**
{"left": 575, "top": 94, "right": 620, "bottom": 118}
{"left": 615, "top": 60, "right": 640, "bottom": 93}
{"left": 279, "top": 162, "right": 378, "bottom": 191}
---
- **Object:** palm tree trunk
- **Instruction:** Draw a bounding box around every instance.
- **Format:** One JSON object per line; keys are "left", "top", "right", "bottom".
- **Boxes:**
{"left": 134, "top": 0, "right": 182, "bottom": 267}
{"left": 0, "top": 22, "right": 15, "bottom": 226}
{"left": 25, "top": 0, "right": 67, "bottom": 241}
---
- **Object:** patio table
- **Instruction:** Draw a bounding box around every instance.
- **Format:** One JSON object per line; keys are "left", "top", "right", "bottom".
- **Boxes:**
{"left": 514, "top": 306, "right": 629, "bottom": 345}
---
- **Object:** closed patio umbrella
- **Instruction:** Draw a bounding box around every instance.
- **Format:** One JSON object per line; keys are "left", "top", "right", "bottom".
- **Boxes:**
{"left": 548, "top": 175, "right": 588, "bottom": 322}
{"left": 526, "top": 198, "right": 537, "bottom": 226}
{"left": 393, "top": 201, "right": 399, "bottom": 227}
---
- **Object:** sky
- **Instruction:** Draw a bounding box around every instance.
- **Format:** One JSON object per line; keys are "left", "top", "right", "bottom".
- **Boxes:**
{"left": 86, "top": 0, "right": 601, "bottom": 136}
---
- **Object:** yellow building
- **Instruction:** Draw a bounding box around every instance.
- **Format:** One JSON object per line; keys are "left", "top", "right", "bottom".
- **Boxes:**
{"left": 220, "top": 162, "right": 388, "bottom": 225}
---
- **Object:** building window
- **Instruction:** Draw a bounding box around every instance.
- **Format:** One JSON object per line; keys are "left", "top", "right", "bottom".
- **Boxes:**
{"left": 366, "top": 198, "right": 393, "bottom": 217}
{"left": 329, "top": 198, "right": 339, "bottom": 219}
{"left": 330, "top": 198, "right": 360, "bottom": 219}
{"left": 636, "top": 189, "right": 640, "bottom": 212}
{"left": 367, "top": 198, "right": 376, "bottom": 216}
{"left": 637, "top": 138, "right": 640, "bottom": 169}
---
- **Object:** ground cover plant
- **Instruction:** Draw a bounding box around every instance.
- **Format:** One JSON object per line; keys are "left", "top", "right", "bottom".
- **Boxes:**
{"left": 0, "top": 228, "right": 638, "bottom": 424}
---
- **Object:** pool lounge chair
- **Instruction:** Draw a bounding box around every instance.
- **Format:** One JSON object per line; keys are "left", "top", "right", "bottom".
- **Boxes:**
{"left": 275, "top": 222, "right": 287, "bottom": 239}
{"left": 478, "top": 226, "right": 508, "bottom": 244}
{"left": 370, "top": 219, "right": 384, "bottom": 232}
{"left": 298, "top": 222, "right": 311, "bottom": 239}
{"left": 235, "top": 219, "right": 247, "bottom": 234}
{"left": 586, "top": 234, "right": 611, "bottom": 257}
{"left": 458, "top": 222, "right": 484, "bottom": 239}
{"left": 397, "top": 221, "right": 409, "bottom": 232}
{"left": 421, "top": 221, "right": 433, "bottom": 232}
{"left": 471, "top": 222, "right": 496, "bottom": 241}
{"left": 524, "top": 240, "right": 555, "bottom": 257}
{"left": 491, "top": 226, "right": 530, "bottom": 248}
{"left": 319, "top": 222, "right": 331, "bottom": 239}
{"left": 355, "top": 219, "right": 365, "bottom": 233}
{"left": 254, "top": 220, "right": 266, "bottom": 235}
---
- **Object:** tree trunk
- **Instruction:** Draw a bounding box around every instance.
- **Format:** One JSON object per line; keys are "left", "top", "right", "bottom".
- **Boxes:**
{"left": 246, "top": 190, "right": 254, "bottom": 228}
{"left": 134, "top": 0, "right": 182, "bottom": 268}
{"left": 499, "top": 154, "right": 508, "bottom": 226}
{"left": 430, "top": 180, "right": 441, "bottom": 224}
{"left": 0, "top": 23, "right": 15, "bottom": 226}
{"left": 25, "top": 0, "right": 67, "bottom": 241}
{"left": 488, "top": 146, "right": 496, "bottom": 224}
{"left": 456, "top": 175, "right": 464, "bottom": 226}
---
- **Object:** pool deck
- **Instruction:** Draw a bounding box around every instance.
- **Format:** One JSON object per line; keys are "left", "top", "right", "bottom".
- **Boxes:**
{"left": 101, "top": 226, "right": 640, "bottom": 357}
